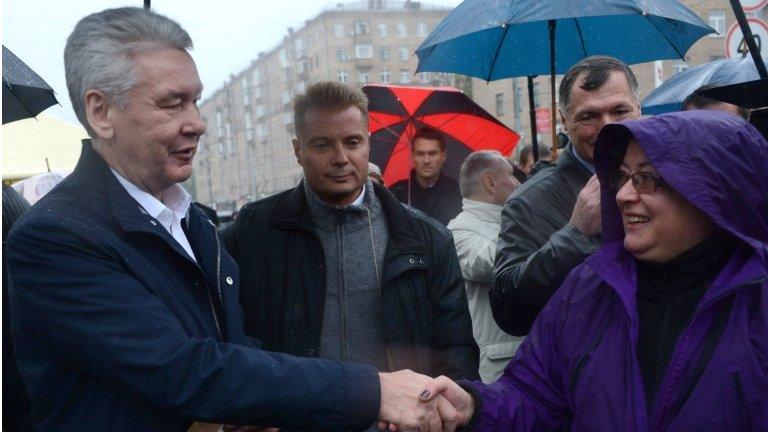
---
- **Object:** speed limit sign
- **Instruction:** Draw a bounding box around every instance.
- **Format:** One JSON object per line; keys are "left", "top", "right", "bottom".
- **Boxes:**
{"left": 740, "top": 0, "right": 768, "bottom": 13}
{"left": 725, "top": 18, "right": 768, "bottom": 58}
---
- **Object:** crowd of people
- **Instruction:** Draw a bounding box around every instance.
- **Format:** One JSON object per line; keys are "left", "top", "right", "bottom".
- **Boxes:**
{"left": 3, "top": 6, "right": 767, "bottom": 432}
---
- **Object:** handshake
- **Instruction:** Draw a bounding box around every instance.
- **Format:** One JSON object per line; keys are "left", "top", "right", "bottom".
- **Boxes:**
{"left": 377, "top": 370, "right": 476, "bottom": 432}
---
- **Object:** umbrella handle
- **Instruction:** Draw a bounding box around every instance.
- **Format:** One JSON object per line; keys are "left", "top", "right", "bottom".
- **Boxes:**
{"left": 549, "top": 20, "right": 559, "bottom": 161}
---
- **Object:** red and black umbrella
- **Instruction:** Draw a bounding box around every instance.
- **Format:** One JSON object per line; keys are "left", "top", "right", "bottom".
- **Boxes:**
{"left": 363, "top": 84, "right": 520, "bottom": 186}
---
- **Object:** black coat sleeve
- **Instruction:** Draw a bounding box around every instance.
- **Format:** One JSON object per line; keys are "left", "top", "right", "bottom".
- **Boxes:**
{"left": 491, "top": 193, "right": 600, "bottom": 336}
{"left": 429, "top": 232, "right": 480, "bottom": 381}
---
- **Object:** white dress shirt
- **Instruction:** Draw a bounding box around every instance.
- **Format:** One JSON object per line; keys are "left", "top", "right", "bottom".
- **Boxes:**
{"left": 110, "top": 169, "right": 197, "bottom": 262}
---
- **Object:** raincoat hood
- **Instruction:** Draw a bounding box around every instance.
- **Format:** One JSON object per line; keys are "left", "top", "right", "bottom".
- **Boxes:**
{"left": 594, "top": 110, "right": 768, "bottom": 264}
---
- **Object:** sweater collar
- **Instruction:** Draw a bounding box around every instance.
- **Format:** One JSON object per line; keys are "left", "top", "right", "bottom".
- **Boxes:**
{"left": 270, "top": 180, "right": 426, "bottom": 254}
{"left": 304, "top": 181, "right": 383, "bottom": 232}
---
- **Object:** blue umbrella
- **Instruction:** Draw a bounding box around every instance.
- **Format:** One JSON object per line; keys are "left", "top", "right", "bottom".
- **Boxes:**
{"left": 415, "top": 0, "right": 713, "bottom": 156}
{"left": 642, "top": 56, "right": 763, "bottom": 114}
{"left": 415, "top": 0, "right": 713, "bottom": 80}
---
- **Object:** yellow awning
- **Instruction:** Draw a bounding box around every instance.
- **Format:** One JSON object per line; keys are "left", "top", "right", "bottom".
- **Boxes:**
{"left": 2, "top": 114, "right": 87, "bottom": 181}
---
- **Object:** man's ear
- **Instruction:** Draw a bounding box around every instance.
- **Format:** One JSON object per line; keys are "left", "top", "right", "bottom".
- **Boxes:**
{"left": 84, "top": 89, "right": 114, "bottom": 140}
{"left": 481, "top": 173, "right": 495, "bottom": 194}
{"left": 559, "top": 108, "right": 568, "bottom": 134}
{"left": 292, "top": 138, "right": 303, "bottom": 166}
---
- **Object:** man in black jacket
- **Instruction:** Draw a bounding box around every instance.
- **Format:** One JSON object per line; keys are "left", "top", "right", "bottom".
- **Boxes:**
{"left": 223, "top": 83, "right": 479, "bottom": 430}
{"left": 491, "top": 56, "right": 641, "bottom": 336}
{"left": 390, "top": 127, "right": 463, "bottom": 225}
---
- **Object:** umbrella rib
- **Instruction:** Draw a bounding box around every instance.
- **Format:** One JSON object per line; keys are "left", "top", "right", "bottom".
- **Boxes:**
{"left": 486, "top": 22, "right": 512, "bottom": 82}
{"left": 573, "top": 18, "right": 588, "bottom": 59}
{"left": 644, "top": 15, "right": 686, "bottom": 59}
{"left": 420, "top": 112, "right": 463, "bottom": 130}
{"left": 6, "top": 82, "right": 37, "bottom": 118}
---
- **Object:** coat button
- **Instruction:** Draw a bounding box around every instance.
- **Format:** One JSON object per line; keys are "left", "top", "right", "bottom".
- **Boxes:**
{"left": 409, "top": 258, "right": 415, "bottom": 264}
{"left": 149, "top": 220, "right": 157, "bottom": 226}
{"left": 225, "top": 276, "right": 233, "bottom": 285}
{"left": 307, "top": 349, "right": 317, "bottom": 356}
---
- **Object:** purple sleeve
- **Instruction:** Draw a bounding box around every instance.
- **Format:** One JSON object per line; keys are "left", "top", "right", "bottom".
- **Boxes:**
{"left": 468, "top": 272, "right": 579, "bottom": 431}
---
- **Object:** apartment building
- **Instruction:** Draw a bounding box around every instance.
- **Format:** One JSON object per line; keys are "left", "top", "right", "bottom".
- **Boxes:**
{"left": 190, "top": 0, "right": 456, "bottom": 210}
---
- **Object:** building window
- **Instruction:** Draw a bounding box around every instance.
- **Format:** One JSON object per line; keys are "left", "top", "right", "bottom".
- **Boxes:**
{"left": 380, "top": 68, "right": 390, "bottom": 83}
{"left": 279, "top": 49, "right": 289, "bottom": 68}
{"left": 399, "top": 70, "right": 410, "bottom": 84}
{"left": 244, "top": 112, "right": 253, "bottom": 141}
{"left": 334, "top": 23, "right": 345, "bottom": 37}
{"left": 379, "top": 46, "right": 390, "bottom": 60}
{"left": 416, "top": 22, "right": 428, "bottom": 37}
{"left": 419, "top": 72, "right": 430, "bottom": 83}
{"left": 399, "top": 46, "right": 409, "bottom": 61}
{"left": 281, "top": 90, "right": 291, "bottom": 105}
{"left": 297, "top": 81, "right": 307, "bottom": 93}
{"left": 495, "top": 93, "right": 505, "bottom": 117}
{"left": 225, "top": 123, "right": 233, "bottom": 154}
{"left": 377, "top": 23, "right": 388, "bottom": 37}
{"left": 673, "top": 60, "right": 689, "bottom": 74}
{"left": 358, "top": 71, "right": 370, "bottom": 84}
{"left": 216, "top": 112, "right": 224, "bottom": 138}
{"left": 255, "top": 104, "right": 265, "bottom": 117}
{"left": 252, "top": 69, "right": 261, "bottom": 85}
{"left": 256, "top": 124, "right": 267, "bottom": 138}
{"left": 708, "top": 10, "right": 725, "bottom": 37}
{"left": 241, "top": 79, "right": 250, "bottom": 106}
{"left": 355, "top": 43, "right": 374, "bottom": 59}
{"left": 396, "top": 22, "right": 407, "bottom": 37}
{"left": 338, "top": 69, "right": 349, "bottom": 83}
{"left": 336, "top": 47, "right": 349, "bottom": 62}
{"left": 354, "top": 21, "right": 370, "bottom": 35}
{"left": 294, "top": 38, "right": 305, "bottom": 55}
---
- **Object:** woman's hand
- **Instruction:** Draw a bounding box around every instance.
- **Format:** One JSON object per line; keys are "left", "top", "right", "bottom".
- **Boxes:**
{"left": 418, "top": 376, "right": 476, "bottom": 428}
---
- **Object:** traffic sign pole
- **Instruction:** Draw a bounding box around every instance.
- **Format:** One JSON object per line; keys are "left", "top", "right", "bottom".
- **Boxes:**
{"left": 728, "top": 0, "right": 768, "bottom": 78}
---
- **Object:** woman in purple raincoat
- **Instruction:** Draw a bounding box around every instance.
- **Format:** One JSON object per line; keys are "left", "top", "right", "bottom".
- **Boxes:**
{"left": 420, "top": 110, "right": 768, "bottom": 431}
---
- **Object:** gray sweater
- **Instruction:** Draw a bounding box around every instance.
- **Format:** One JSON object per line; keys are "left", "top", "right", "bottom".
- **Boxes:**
{"left": 304, "top": 181, "right": 390, "bottom": 372}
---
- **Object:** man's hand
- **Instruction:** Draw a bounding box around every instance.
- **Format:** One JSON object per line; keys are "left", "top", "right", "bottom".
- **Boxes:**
{"left": 377, "top": 370, "right": 458, "bottom": 432}
{"left": 418, "top": 376, "right": 475, "bottom": 428}
{"left": 569, "top": 175, "right": 602, "bottom": 236}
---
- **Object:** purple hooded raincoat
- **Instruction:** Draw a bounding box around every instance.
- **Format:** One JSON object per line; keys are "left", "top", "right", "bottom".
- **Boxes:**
{"left": 468, "top": 111, "right": 768, "bottom": 431}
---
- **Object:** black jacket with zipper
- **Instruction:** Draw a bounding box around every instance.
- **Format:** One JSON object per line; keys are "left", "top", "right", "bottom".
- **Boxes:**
{"left": 222, "top": 181, "right": 479, "bottom": 381}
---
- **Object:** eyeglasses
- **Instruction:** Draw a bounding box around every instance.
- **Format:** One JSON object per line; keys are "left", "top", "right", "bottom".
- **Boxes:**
{"left": 609, "top": 170, "right": 666, "bottom": 194}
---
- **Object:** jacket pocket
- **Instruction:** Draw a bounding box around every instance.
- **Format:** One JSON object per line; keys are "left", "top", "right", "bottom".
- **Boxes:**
{"left": 485, "top": 341, "right": 519, "bottom": 360}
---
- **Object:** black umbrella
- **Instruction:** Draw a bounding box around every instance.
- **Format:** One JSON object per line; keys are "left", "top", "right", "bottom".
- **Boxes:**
{"left": 2, "top": 45, "right": 59, "bottom": 124}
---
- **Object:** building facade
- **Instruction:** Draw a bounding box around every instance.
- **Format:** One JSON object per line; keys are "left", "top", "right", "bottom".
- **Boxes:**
{"left": 190, "top": 0, "right": 457, "bottom": 210}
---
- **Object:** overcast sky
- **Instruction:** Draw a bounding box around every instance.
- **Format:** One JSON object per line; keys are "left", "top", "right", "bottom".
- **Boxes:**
{"left": 3, "top": 0, "right": 462, "bottom": 124}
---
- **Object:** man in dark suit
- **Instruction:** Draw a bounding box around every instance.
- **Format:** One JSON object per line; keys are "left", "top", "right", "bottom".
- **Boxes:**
{"left": 6, "top": 7, "right": 456, "bottom": 432}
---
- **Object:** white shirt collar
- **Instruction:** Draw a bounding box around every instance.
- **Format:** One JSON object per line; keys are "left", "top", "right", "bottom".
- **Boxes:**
{"left": 109, "top": 168, "right": 191, "bottom": 220}
{"left": 349, "top": 184, "right": 367, "bottom": 207}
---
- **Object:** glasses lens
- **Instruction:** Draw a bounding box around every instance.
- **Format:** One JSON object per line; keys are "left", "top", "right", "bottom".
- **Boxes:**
{"left": 634, "top": 172, "right": 657, "bottom": 193}
{"left": 610, "top": 171, "right": 630, "bottom": 190}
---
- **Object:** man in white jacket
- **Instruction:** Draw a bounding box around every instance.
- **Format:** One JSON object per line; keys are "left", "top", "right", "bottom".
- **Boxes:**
{"left": 448, "top": 150, "right": 525, "bottom": 382}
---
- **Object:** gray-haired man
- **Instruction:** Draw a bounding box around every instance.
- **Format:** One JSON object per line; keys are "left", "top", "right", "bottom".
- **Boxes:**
{"left": 447, "top": 151, "right": 523, "bottom": 382}
{"left": 6, "top": 8, "right": 461, "bottom": 431}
